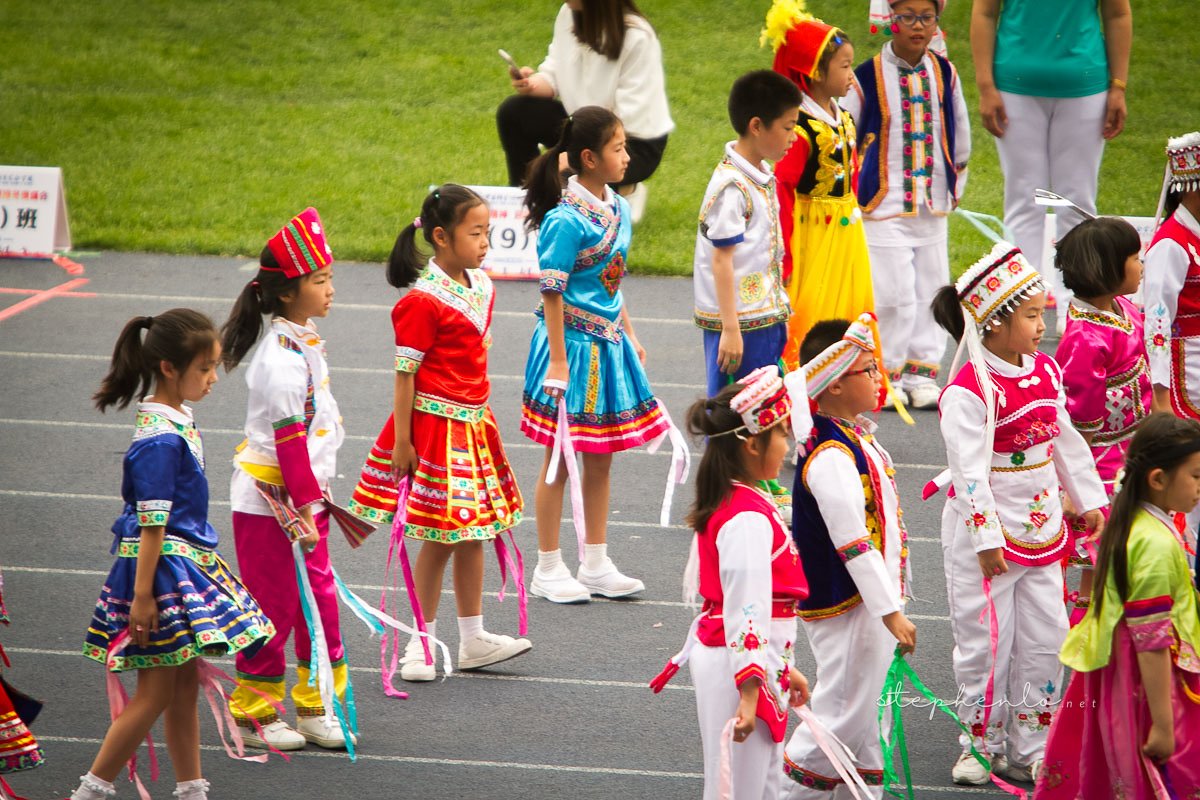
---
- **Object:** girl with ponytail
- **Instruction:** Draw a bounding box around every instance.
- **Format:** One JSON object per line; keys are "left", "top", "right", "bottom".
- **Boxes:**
{"left": 75, "top": 309, "right": 273, "bottom": 800}
{"left": 521, "top": 105, "right": 686, "bottom": 604}
{"left": 219, "top": 208, "right": 356, "bottom": 752}
{"left": 347, "top": 184, "right": 531, "bottom": 682}
{"left": 649, "top": 369, "right": 810, "bottom": 800}
{"left": 1038, "top": 412, "right": 1200, "bottom": 798}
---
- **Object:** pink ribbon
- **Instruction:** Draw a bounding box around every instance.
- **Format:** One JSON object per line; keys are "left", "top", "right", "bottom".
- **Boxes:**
{"left": 104, "top": 630, "right": 158, "bottom": 800}
{"left": 716, "top": 717, "right": 736, "bottom": 800}
{"left": 792, "top": 705, "right": 872, "bottom": 799}
{"left": 194, "top": 658, "right": 277, "bottom": 764}
{"left": 0, "top": 776, "right": 29, "bottom": 800}
{"left": 978, "top": 577, "right": 1029, "bottom": 799}
{"left": 380, "top": 478, "right": 421, "bottom": 697}
{"left": 493, "top": 531, "right": 529, "bottom": 636}
{"left": 546, "top": 387, "right": 588, "bottom": 563}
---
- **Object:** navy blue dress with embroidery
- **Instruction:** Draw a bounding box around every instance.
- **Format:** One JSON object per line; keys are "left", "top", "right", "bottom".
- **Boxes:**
{"left": 83, "top": 402, "right": 274, "bottom": 671}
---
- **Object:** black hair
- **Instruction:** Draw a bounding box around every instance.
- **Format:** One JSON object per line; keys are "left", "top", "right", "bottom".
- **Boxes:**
{"left": 685, "top": 383, "right": 779, "bottom": 532}
{"left": 932, "top": 285, "right": 966, "bottom": 342}
{"left": 799, "top": 319, "right": 852, "bottom": 364}
{"left": 1164, "top": 189, "right": 1184, "bottom": 220}
{"left": 570, "top": 0, "right": 649, "bottom": 60}
{"left": 220, "top": 246, "right": 308, "bottom": 370}
{"left": 1054, "top": 217, "right": 1141, "bottom": 298}
{"left": 728, "top": 70, "right": 803, "bottom": 136}
{"left": 94, "top": 308, "right": 218, "bottom": 412}
{"left": 1092, "top": 413, "right": 1200, "bottom": 619}
{"left": 524, "top": 105, "right": 622, "bottom": 230}
{"left": 386, "top": 184, "right": 487, "bottom": 289}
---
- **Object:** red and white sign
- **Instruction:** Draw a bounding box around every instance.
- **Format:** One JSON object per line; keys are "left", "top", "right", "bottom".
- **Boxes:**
{"left": 0, "top": 166, "right": 71, "bottom": 255}
{"left": 466, "top": 185, "right": 538, "bottom": 280}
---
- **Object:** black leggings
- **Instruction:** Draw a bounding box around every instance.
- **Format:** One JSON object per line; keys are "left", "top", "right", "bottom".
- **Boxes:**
{"left": 496, "top": 94, "right": 668, "bottom": 188}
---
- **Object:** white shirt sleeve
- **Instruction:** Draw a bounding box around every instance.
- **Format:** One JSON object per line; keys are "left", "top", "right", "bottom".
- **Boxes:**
{"left": 1050, "top": 368, "right": 1110, "bottom": 514}
{"left": 535, "top": 4, "right": 572, "bottom": 96}
{"left": 613, "top": 22, "right": 672, "bottom": 138}
{"left": 1143, "top": 238, "right": 1188, "bottom": 388}
{"left": 940, "top": 385, "right": 1005, "bottom": 552}
{"left": 716, "top": 511, "right": 774, "bottom": 688}
{"left": 804, "top": 445, "right": 901, "bottom": 616}
{"left": 702, "top": 183, "right": 749, "bottom": 247}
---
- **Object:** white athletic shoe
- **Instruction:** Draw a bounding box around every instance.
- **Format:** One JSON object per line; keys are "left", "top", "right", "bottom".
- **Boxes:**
{"left": 239, "top": 719, "right": 307, "bottom": 751}
{"left": 577, "top": 558, "right": 645, "bottom": 598}
{"left": 458, "top": 630, "right": 532, "bottom": 670}
{"left": 907, "top": 382, "right": 941, "bottom": 410}
{"left": 399, "top": 636, "right": 437, "bottom": 682}
{"left": 297, "top": 713, "right": 357, "bottom": 750}
{"left": 951, "top": 750, "right": 992, "bottom": 785}
{"left": 530, "top": 562, "right": 591, "bottom": 604}
{"left": 996, "top": 757, "right": 1041, "bottom": 783}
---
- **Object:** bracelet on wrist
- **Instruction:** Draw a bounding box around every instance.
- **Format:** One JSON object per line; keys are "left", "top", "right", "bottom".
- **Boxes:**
{"left": 1110, "top": 77, "right": 1127, "bottom": 90}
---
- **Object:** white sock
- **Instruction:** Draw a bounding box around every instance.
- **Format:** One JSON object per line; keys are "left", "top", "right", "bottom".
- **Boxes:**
{"left": 537, "top": 548, "right": 564, "bottom": 572}
{"left": 583, "top": 543, "right": 608, "bottom": 571}
{"left": 71, "top": 773, "right": 115, "bottom": 800}
{"left": 409, "top": 619, "right": 436, "bottom": 647}
{"left": 173, "top": 779, "right": 211, "bottom": 800}
{"left": 457, "top": 614, "right": 484, "bottom": 641}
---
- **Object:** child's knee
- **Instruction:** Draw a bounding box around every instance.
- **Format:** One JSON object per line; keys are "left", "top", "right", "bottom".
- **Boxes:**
{"left": 582, "top": 452, "right": 613, "bottom": 475}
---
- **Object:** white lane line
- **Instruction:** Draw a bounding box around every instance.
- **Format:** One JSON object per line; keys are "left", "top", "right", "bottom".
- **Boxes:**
{"left": 1, "top": 565, "right": 954, "bottom": 621}
{"left": 35, "top": 736, "right": 704, "bottom": 778}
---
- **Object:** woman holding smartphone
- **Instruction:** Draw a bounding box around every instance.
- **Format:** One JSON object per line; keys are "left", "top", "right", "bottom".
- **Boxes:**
{"left": 495, "top": 0, "right": 673, "bottom": 223}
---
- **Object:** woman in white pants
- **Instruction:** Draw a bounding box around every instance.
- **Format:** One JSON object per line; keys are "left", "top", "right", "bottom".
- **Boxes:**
{"left": 970, "top": 0, "right": 1131, "bottom": 330}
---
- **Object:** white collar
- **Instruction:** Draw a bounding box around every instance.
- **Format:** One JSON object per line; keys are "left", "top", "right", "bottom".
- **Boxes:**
{"left": 272, "top": 316, "right": 319, "bottom": 340}
{"left": 881, "top": 41, "right": 930, "bottom": 71}
{"left": 1175, "top": 205, "right": 1200, "bottom": 238}
{"left": 567, "top": 175, "right": 616, "bottom": 210}
{"left": 426, "top": 258, "right": 479, "bottom": 291}
{"left": 982, "top": 348, "right": 1035, "bottom": 377}
{"left": 724, "top": 141, "right": 773, "bottom": 185}
{"left": 801, "top": 94, "right": 841, "bottom": 127}
{"left": 138, "top": 400, "right": 194, "bottom": 427}
{"left": 1141, "top": 502, "right": 1177, "bottom": 529}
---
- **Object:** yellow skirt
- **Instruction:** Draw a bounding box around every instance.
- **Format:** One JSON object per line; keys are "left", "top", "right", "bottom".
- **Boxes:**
{"left": 783, "top": 194, "right": 874, "bottom": 369}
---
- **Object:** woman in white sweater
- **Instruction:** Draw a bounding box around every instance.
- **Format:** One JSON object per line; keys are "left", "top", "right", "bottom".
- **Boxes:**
{"left": 497, "top": 0, "right": 673, "bottom": 218}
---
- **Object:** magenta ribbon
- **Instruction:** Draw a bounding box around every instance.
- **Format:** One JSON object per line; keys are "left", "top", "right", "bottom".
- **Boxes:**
{"left": 380, "top": 477, "right": 421, "bottom": 698}
{"left": 493, "top": 531, "right": 529, "bottom": 636}
{"left": 546, "top": 386, "right": 588, "bottom": 562}
{"left": 104, "top": 630, "right": 160, "bottom": 800}
{"left": 978, "top": 577, "right": 1029, "bottom": 799}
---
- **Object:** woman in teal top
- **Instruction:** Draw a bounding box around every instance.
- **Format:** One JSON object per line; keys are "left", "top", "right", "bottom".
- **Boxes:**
{"left": 970, "top": 0, "right": 1131, "bottom": 332}
{"left": 1037, "top": 413, "right": 1200, "bottom": 798}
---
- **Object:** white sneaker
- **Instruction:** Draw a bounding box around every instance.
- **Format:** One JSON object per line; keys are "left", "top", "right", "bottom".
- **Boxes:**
{"left": 577, "top": 558, "right": 645, "bottom": 598}
{"left": 996, "top": 757, "right": 1041, "bottom": 783}
{"left": 458, "top": 630, "right": 532, "bottom": 670}
{"left": 907, "top": 382, "right": 941, "bottom": 410}
{"left": 530, "top": 562, "right": 591, "bottom": 604}
{"left": 399, "top": 636, "right": 437, "bottom": 682}
{"left": 296, "top": 713, "right": 357, "bottom": 750}
{"left": 239, "top": 718, "right": 307, "bottom": 751}
{"left": 626, "top": 182, "right": 648, "bottom": 224}
{"left": 882, "top": 387, "right": 909, "bottom": 410}
{"left": 951, "top": 750, "right": 991, "bottom": 785}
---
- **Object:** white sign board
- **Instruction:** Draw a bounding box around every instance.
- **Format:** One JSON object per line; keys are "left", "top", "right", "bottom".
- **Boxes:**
{"left": 466, "top": 185, "right": 538, "bottom": 280}
{"left": 0, "top": 166, "right": 71, "bottom": 255}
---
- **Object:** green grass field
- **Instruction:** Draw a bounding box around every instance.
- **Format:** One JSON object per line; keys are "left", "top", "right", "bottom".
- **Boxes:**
{"left": 1, "top": 0, "right": 1195, "bottom": 275}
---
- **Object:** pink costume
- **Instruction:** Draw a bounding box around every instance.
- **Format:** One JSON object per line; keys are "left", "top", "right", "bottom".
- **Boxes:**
{"left": 1055, "top": 295, "right": 1151, "bottom": 495}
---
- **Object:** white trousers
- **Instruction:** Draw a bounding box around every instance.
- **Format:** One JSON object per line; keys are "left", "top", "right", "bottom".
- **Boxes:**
{"left": 780, "top": 604, "right": 891, "bottom": 800}
{"left": 941, "top": 504, "right": 1068, "bottom": 768}
{"left": 691, "top": 644, "right": 784, "bottom": 800}
{"left": 867, "top": 238, "right": 949, "bottom": 388}
{"left": 994, "top": 90, "right": 1108, "bottom": 308}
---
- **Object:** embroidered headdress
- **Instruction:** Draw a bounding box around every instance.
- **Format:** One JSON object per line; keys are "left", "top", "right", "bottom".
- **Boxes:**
{"left": 762, "top": 0, "right": 844, "bottom": 83}
{"left": 714, "top": 365, "right": 793, "bottom": 438}
{"left": 954, "top": 241, "right": 1044, "bottom": 334}
{"left": 801, "top": 312, "right": 913, "bottom": 424}
{"left": 264, "top": 207, "right": 334, "bottom": 279}
{"left": 1166, "top": 132, "right": 1200, "bottom": 194}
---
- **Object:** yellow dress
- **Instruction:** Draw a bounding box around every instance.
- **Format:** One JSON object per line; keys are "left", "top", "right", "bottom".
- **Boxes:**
{"left": 776, "top": 102, "right": 873, "bottom": 369}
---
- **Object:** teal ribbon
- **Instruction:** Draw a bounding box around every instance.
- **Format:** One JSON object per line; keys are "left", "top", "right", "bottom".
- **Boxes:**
{"left": 294, "top": 554, "right": 358, "bottom": 761}
{"left": 334, "top": 570, "right": 386, "bottom": 636}
{"left": 878, "top": 647, "right": 989, "bottom": 799}
{"left": 953, "top": 207, "right": 1015, "bottom": 244}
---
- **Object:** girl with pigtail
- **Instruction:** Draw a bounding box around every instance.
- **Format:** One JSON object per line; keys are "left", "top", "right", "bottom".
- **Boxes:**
{"left": 74, "top": 309, "right": 274, "bottom": 800}
{"left": 220, "top": 208, "right": 358, "bottom": 752}
{"left": 928, "top": 242, "right": 1108, "bottom": 786}
{"left": 521, "top": 105, "right": 688, "bottom": 605}
{"left": 347, "top": 184, "right": 530, "bottom": 683}
{"left": 1038, "top": 412, "right": 1200, "bottom": 798}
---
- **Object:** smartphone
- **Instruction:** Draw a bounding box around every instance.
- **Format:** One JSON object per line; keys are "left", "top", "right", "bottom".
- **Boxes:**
{"left": 498, "top": 48, "right": 522, "bottom": 77}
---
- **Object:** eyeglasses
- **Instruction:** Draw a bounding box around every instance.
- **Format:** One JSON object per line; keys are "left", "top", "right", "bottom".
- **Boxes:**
{"left": 894, "top": 13, "right": 939, "bottom": 28}
{"left": 844, "top": 364, "right": 880, "bottom": 378}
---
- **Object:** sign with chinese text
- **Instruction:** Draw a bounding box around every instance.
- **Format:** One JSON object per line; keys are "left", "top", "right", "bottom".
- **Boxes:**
{"left": 466, "top": 185, "right": 537, "bottom": 280}
{"left": 0, "top": 166, "right": 71, "bottom": 255}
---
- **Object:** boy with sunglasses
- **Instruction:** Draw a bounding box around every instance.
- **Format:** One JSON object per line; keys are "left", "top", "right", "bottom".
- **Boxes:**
{"left": 782, "top": 314, "right": 916, "bottom": 797}
{"left": 842, "top": 0, "right": 970, "bottom": 412}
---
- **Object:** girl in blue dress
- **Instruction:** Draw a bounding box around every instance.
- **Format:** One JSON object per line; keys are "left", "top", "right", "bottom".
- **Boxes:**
{"left": 521, "top": 105, "right": 677, "bottom": 604}
{"left": 72, "top": 309, "right": 274, "bottom": 800}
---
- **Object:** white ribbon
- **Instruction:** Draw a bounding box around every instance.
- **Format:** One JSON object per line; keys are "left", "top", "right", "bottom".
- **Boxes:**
{"left": 544, "top": 378, "right": 588, "bottom": 562}
{"left": 647, "top": 398, "right": 691, "bottom": 527}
